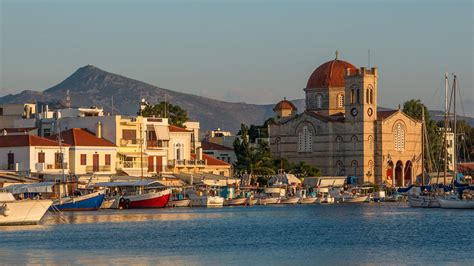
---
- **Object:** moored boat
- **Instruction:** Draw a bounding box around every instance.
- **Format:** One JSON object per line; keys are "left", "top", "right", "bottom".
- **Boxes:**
{"left": 299, "top": 197, "right": 317, "bottom": 204}
{"left": 224, "top": 198, "right": 247, "bottom": 206}
{"left": 280, "top": 197, "right": 300, "bottom": 204}
{"left": 167, "top": 199, "right": 191, "bottom": 207}
{"left": 407, "top": 193, "right": 440, "bottom": 208}
{"left": 53, "top": 191, "right": 105, "bottom": 211}
{"left": 438, "top": 197, "right": 474, "bottom": 209}
{"left": 0, "top": 192, "right": 53, "bottom": 226}
{"left": 119, "top": 189, "right": 171, "bottom": 209}
{"left": 257, "top": 197, "right": 280, "bottom": 205}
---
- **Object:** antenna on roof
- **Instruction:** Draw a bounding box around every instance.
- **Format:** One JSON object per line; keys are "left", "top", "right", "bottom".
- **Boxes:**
{"left": 335, "top": 50, "right": 339, "bottom": 60}
{"left": 368, "top": 49, "right": 370, "bottom": 68}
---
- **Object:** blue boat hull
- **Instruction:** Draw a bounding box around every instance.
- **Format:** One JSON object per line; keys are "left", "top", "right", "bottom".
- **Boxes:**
{"left": 52, "top": 193, "right": 105, "bottom": 211}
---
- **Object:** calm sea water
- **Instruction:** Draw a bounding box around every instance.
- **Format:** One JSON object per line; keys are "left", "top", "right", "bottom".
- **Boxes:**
{"left": 1, "top": 203, "right": 473, "bottom": 265}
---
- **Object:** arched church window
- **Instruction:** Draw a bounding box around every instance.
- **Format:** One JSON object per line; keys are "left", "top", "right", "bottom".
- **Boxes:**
{"left": 316, "top": 94, "right": 322, "bottom": 109}
{"left": 336, "top": 136, "right": 343, "bottom": 151}
{"left": 351, "top": 160, "right": 358, "bottom": 176}
{"left": 337, "top": 94, "right": 344, "bottom": 108}
{"left": 351, "top": 90, "right": 355, "bottom": 104}
{"left": 368, "top": 84, "right": 374, "bottom": 104}
{"left": 368, "top": 135, "right": 373, "bottom": 150}
{"left": 368, "top": 160, "right": 374, "bottom": 175}
{"left": 366, "top": 89, "right": 370, "bottom": 104}
{"left": 351, "top": 135, "right": 358, "bottom": 149}
{"left": 393, "top": 122, "right": 405, "bottom": 152}
{"left": 336, "top": 161, "right": 344, "bottom": 175}
{"left": 356, "top": 89, "right": 360, "bottom": 104}
{"left": 298, "top": 126, "right": 312, "bottom": 152}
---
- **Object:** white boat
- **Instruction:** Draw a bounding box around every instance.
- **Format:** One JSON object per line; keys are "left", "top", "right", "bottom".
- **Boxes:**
{"left": 224, "top": 198, "right": 247, "bottom": 206}
{"left": 342, "top": 195, "right": 370, "bottom": 203}
{"left": 167, "top": 199, "right": 191, "bottom": 207}
{"left": 257, "top": 197, "right": 280, "bottom": 205}
{"left": 438, "top": 195, "right": 474, "bottom": 209}
{"left": 246, "top": 198, "right": 258, "bottom": 205}
{"left": 299, "top": 197, "right": 317, "bottom": 204}
{"left": 407, "top": 194, "right": 440, "bottom": 208}
{"left": 0, "top": 192, "right": 53, "bottom": 226}
{"left": 280, "top": 197, "right": 300, "bottom": 204}
{"left": 188, "top": 194, "right": 224, "bottom": 207}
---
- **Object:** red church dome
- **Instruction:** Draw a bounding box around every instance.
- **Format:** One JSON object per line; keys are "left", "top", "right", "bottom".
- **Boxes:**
{"left": 306, "top": 55, "right": 356, "bottom": 88}
{"left": 273, "top": 99, "right": 296, "bottom": 111}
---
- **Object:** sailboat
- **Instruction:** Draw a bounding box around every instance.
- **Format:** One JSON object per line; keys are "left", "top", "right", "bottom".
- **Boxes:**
{"left": 437, "top": 75, "right": 474, "bottom": 209}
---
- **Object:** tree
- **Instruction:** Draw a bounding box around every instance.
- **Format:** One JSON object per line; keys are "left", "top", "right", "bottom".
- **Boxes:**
{"left": 141, "top": 102, "right": 188, "bottom": 127}
{"left": 403, "top": 99, "right": 442, "bottom": 171}
{"left": 233, "top": 124, "right": 275, "bottom": 183}
{"left": 289, "top": 161, "right": 321, "bottom": 177}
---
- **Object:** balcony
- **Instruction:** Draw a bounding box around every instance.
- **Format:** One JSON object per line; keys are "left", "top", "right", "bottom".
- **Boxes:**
{"left": 167, "top": 159, "right": 205, "bottom": 168}
{"left": 119, "top": 138, "right": 139, "bottom": 146}
{"left": 146, "top": 140, "right": 168, "bottom": 149}
{"left": 116, "top": 160, "right": 148, "bottom": 169}
{"left": 85, "top": 165, "right": 112, "bottom": 173}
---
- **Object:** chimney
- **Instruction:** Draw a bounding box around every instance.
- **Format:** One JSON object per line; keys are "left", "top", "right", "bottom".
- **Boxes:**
{"left": 45, "top": 105, "right": 49, "bottom": 118}
{"left": 96, "top": 122, "right": 102, "bottom": 138}
{"left": 196, "top": 147, "right": 203, "bottom": 160}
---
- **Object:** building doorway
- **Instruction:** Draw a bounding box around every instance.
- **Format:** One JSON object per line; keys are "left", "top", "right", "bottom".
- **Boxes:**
{"left": 93, "top": 154, "right": 99, "bottom": 172}
{"left": 395, "top": 160, "right": 404, "bottom": 187}
{"left": 386, "top": 161, "right": 394, "bottom": 185}
{"left": 404, "top": 160, "right": 413, "bottom": 186}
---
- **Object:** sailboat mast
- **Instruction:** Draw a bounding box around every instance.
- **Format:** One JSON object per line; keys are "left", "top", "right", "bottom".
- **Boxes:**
{"left": 443, "top": 73, "right": 448, "bottom": 185}
{"left": 421, "top": 108, "right": 425, "bottom": 186}
{"left": 453, "top": 75, "right": 457, "bottom": 185}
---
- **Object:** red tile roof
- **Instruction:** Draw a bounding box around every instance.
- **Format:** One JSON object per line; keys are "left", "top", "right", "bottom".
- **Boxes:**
{"left": 169, "top": 125, "right": 191, "bottom": 132}
{"left": 192, "top": 154, "right": 230, "bottom": 166}
{"left": 0, "top": 134, "right": 67, "bottom": 147}
{"left": 201, "top": 141, "right": 234, "bottom": 151}
{"left": 377, "top": 110, "right": 398, "bottom": 121}
{"left": 48, "top": 128, "right": 116, "bottom": 147}
{"left": 307, "top": 58, "right": 356, "bottom": 88}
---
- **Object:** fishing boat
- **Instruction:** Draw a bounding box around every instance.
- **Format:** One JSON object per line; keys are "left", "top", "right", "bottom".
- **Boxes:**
{"left": 92, "top": 181, "right": 171, "bottom": 209}
{"left": 279, "top": 197, "right": 300, "bottom": 204}
{"left": 0, "top": 192, "right": 52, "bottom": 226}
{"left": 299, "top": 197, "right": 317, "bottom": 204}
{"left": 257, "top": 197, "right": 280, "bottom": 205}
{"left": 224, "top": 197, "right": 248, "bottom": 206}
{"left": 119, "top": 189, "right": 171, "bottom": 209}
{"left": 53, "top": 191, "right": 105, "bottom": 211}
{"left": 406, "top": 187, "right": 440, "bottom": 208}
{"left": 188, "top": 193, "right": 224, "bottom": 207}
{"left": 167, "top": 199, "right": 190, "bottom": 207}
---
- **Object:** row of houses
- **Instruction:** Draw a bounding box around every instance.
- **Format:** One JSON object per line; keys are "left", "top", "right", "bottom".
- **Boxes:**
{"left": 0, "top": 103, "right": 232, "bottom": 180}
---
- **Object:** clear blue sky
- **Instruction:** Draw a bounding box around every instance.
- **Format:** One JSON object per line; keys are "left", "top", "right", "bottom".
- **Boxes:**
{"left": 1, "top": 0, "right": 473, "bottom": 115}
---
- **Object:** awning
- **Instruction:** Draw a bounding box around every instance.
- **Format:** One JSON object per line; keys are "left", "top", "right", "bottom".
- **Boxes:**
{"left": 91, "top": 180, "right": 159, "bottom": 187}
{"left": 4, "top": 182, "right": 55, "bottom": 194}
{"left": 154, "top": 125, "right": 170, "bottom": 140}
{"left": 173, "top": 172, "right": 238, "bottom": 186}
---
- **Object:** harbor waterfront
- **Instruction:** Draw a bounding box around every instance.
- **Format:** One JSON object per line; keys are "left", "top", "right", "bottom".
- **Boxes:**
{"left": 1, "top": 204, "right": 473, "bottom": 265}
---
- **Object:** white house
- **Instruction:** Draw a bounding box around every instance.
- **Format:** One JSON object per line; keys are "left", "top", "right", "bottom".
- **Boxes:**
{"left": 0, "top": 134, "right": 70, "bottom": 178}
{"left": 48, "top": 128, "right": 117, "bottom": 175}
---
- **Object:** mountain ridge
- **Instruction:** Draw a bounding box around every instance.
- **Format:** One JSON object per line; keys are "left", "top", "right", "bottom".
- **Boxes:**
{"left": 1, "top": 65, "right": 472, "bottom": 131}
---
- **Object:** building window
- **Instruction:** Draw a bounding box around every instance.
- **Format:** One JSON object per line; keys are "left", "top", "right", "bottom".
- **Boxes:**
{"left": 351, "top": 135, "right": 358, "bottom": 149}
{"left": 80, "top": 154, "right": 87, "bottom": 165}
{"left": 368, "top": 160, "right": 374, "bottom": 176}
{"left": 7, "top": 152, "right": 14, "bottom": 170}
{"left": 336, "top": 160, "right": 344, "bottom": 175}
{"left": 43, "top": 128, "right": 51, "bottom": 137}
{"left": 105, "top": 154, "right": 111, "bottom": 166}
{"left": 122, "top": 129, "right": 136, "bottom": 143}
{"left": 338, "top": 94, "right": 344, "bottom": 108}
{"left": 297, "top": 126, "right": 312, "bottom": 152}
{"left": 351, "top": 160, "right": 358, "bottom": 176}
{"left": 368, "top": 135, "right": 373, "bottom": 150}
{"left": 316, "top": 94, "right": 322, "bottom": 109}
{"left": 38, "top": 152, "right": 45, "bottom": 163}
{"left": 368, "top": 85, "right": 374, "bottom": 104}
{"left": 336, "top": 136, "right": 343, "bottom": 151}
{"left": 366, "top": 89, "right": 369, "bottom": 104}
{"left": 394, "top": 122, "right": 406, "bottom": 151}
{"left": 356, "top": 89, "right": 360, "bottom": 104}
{"left": 174, "top": 143, "right": 184, "bottom": 161}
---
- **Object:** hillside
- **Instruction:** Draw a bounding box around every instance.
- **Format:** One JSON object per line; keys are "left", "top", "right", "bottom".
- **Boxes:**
{"left": 1, "top": 65, "right": 472, "bottom": 131}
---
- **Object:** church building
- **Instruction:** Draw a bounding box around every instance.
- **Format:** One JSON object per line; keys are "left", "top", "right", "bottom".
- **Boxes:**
{"left": 269, "top": 53, "right": 423, "bottom": 186}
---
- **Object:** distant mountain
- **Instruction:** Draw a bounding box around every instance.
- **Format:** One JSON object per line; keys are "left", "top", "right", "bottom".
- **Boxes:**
{"left": 1, "top": 65, "right": 472, "bottom": 131}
